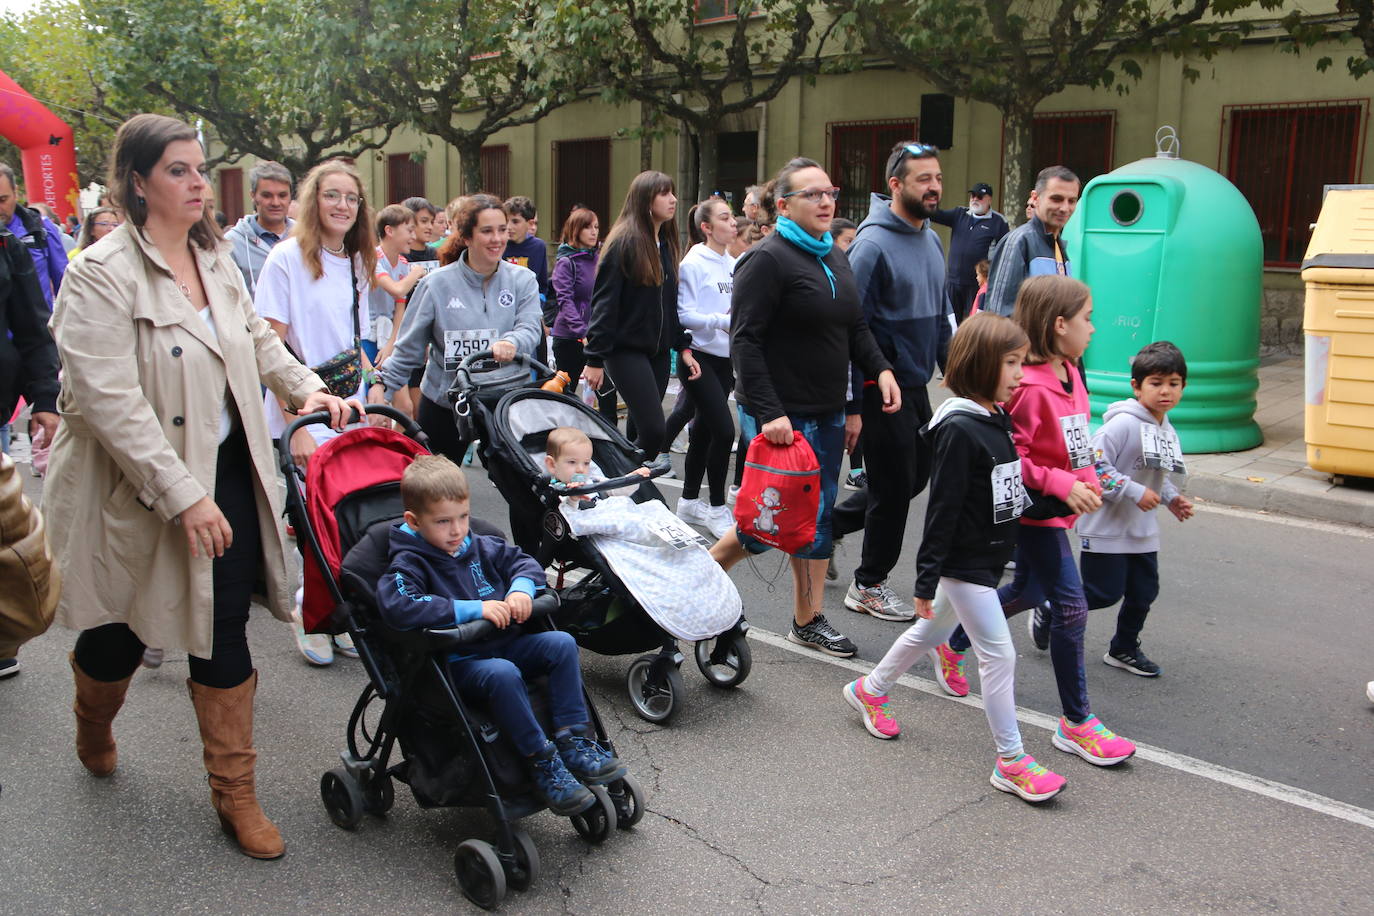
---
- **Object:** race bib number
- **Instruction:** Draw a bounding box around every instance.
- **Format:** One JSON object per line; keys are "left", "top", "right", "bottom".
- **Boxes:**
{"left": 1060, "top": 413, "right": 1092, "bottom": 469}
{"left": 991, "top": 458, "right": 1030, "bottom": 524}
{"left": 1141, "top": 425, "right": 1187, "bottom": 474}
{"left": 443, "top": 327, "right": 498, "bottom": 370}
{"left": 649, "top": 518, "right": 711, "bottom": 551}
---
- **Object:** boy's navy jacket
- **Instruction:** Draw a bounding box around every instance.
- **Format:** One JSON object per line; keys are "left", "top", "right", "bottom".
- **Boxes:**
{"left": 378, "top": 524, "right": 544, "bottom": 630}
{"left": 913, "top": 397, "right": 1024, "bottom": 599}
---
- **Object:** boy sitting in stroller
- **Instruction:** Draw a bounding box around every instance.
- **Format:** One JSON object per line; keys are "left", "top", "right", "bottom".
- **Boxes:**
{"left": 378, "top": 455, "right": 627, "bottom": 815}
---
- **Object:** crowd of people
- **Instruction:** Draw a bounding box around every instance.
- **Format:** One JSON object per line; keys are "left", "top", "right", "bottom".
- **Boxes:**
{"left": 0, "top": 110, "right": 1210, "bottom": 854}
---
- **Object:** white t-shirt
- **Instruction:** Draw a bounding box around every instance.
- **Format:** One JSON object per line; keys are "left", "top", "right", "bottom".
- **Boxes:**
{"left": 369, "top": 247, "right": 409, "bottom": 343}
{"left": 255, "top": 237, "right": 368, "bottom": 442}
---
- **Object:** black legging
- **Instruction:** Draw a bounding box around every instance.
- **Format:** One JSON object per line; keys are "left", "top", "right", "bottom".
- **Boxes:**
{"left": 603, "top": 350, "right": 670, "bottom": 458}
{"left": 418, "top": 395, "right": 472, "bottom": 465}
{"left": 678, "top": 352, "right": 734, "bottom": 505}
{"left": 663, "top": 387, "right": 694, "bottom": 448}
{"left": 74, "top": 427, "right": 262, "bottom": 689}
{"left": 550, "top": 336, "right": 619, "bottom": 427}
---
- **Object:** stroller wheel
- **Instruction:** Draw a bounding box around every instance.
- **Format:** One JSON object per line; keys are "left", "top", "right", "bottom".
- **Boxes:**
{"left": 320, "top": 767, "right": 364, "bottom": 830}
{"left": 361, "top": 770, "right": 394, "bottom": 816}
{"left": 504, "top": 827, "right": 540, "bottom": 891}
{"left": 610, "top": 773, "right": 646, "bottom": 829}
{"left": 625, "top": 654, "right": 684, "bottom": 724}
{"left": 694, "top": 630, "right": 753, "bottom": 689}
{"left": 454, "top": 838, "right": 507, "bottom": 910}
{"left": 569, "top": 785, "right": 617, "bottom": 845}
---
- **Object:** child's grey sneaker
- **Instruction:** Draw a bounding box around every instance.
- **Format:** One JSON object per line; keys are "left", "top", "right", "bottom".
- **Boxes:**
{"left": 843, "top": 581, "right": 915, "bottom": 622}
{"left": 787, "top": 614, "right": 857, "bottom": 657}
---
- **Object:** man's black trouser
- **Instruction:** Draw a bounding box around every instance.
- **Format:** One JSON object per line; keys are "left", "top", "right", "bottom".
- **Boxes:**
{"left": 830, "top": 383, "right": 933, "bottom": 587}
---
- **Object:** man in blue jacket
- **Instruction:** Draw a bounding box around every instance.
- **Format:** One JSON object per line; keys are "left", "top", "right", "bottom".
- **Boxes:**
{"left": 0, "top": 164, "right": 68, "bottom": 307}
{"left": 984, "top": 166, "right": 1080, "bottom": 317}
{"left": 831, "top": 142, "right": 955, "bottom": 623}
{"left": 932, "top": 182, "right": 1008, "bottom": 323}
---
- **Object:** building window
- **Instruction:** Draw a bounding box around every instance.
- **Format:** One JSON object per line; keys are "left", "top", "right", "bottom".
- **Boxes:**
{"left": 1222, "top": 99, "right": 1368, "bottom": 267}
{"left": 480, "top": 145, "right": 511, "bottom": 201}
{"left": 828, "top": 119, "right": 918, "bottom": 223}
{"left": 387, "top": 153, "right": 425, "bottom": 204}
{"left": 218, "top": 168, "right": 244, "bottom": 223}
{"left": 696, "top": 1, "right": 746, "bottom": 23}
{"left": 554, "top": 138, "right": 612, "bottom": 229}
{"left": 1030, "top": 110, "right": 1115, "bottom": 189}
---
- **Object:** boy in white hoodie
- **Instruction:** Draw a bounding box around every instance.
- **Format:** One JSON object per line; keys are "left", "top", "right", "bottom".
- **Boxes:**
{"left": 1078, "top": 341, "right": 1194, "bottom": 677}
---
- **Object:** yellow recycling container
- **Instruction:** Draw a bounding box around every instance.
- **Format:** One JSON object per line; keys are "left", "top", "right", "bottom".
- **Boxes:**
{"left": 1301, "top": 184, "right": 1374, "bottom": 478}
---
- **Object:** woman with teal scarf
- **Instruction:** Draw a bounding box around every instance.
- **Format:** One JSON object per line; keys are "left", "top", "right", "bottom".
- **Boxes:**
{"left": 710, "top": 157, "right": 902, "bottom": 660}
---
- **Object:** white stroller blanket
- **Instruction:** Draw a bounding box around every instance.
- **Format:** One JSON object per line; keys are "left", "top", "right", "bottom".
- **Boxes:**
{"left": 559, "top": 496, "right": 742, "bottom": 642}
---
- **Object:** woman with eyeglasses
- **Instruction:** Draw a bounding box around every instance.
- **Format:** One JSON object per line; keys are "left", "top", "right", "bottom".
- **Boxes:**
{"left": 255, "top": 158, "right": 385, "bottom": 666}
{"left": 45, "top": 114, "right": 358, "bottom": 859}
{"left": 68, "top": 207, "right": 122, "bottom": 260}
{"left": 582, "top": 170, "right": 700, "bottom": 461}
{"left": 709, "top": 157, "right": 901, "bottom": 660}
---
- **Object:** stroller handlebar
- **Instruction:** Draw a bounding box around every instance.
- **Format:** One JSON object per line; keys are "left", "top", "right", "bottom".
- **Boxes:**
{"left": 421, "top": 588, "right": 560, "bottom": 649}
{"left": 452, "top": 349, "right": 554, "bottom": 394}
{"left": 278, "top": 405, "right": 429, "bottom": 474}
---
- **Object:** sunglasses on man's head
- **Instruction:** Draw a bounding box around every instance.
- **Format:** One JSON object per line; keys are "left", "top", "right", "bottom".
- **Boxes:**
{"left": 890, "top": 142, "right": 940, "bottom": 178}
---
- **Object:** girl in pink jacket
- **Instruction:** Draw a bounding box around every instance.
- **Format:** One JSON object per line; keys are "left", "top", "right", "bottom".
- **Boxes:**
{"left": 941, "top": 275, "right": 1137, "bottom": 767}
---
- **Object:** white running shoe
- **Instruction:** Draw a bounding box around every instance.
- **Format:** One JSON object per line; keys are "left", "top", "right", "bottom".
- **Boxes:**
{"left": 726, "top": 485, "right": 740, "bottom": 506}
{"left": 291, "top": 606, "right": 334, "bottom": 666}
{"left": 676, "top": 496, "right": 708, "bottom": 524}
{"left": 702, "top": 503, "right": 737, "bottom": 540}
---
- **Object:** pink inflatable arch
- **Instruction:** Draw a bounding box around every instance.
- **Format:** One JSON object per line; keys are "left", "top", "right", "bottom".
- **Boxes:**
{"left": 0, "top": 69, "right": 80, "bottom": 221}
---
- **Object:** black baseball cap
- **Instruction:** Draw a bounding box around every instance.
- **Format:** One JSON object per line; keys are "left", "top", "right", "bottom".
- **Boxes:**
{"left": 969, "top": 182, "right": 993, "bottom": 196}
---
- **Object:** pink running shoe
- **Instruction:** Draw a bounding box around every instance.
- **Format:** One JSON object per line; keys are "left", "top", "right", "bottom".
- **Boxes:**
{"left": 843, "top": 677, "right": 900, "bottom": 739}
{"left": 1052, "top": 715, "right": 1136, "bottom": 766}
{"left": 991, "top": 754, "right": 1067, "bottom": 803}
{"left": 929, "top": 644, "right": 969, "bottom": 697}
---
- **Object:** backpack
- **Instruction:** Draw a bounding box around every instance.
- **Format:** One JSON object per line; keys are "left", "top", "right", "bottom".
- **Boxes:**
{"left": 733, "top": 431, "right": 820, "bottom": 555}
{"left": 0, "top": 453, "right": 59, "bottom": 656}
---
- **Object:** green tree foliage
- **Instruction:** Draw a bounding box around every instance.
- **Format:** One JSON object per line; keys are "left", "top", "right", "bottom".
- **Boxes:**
{"left": 1280, "top": 2, "right": 1374, "bottom": 79}
{"left": 85, "top": 0, "right": 402, "bottom": 175}
{"left": 0, "top": 1, "right": 124, "bottom": 188}
{"left": 831, "top": 0, "right": 1285, "bottom": 217}
{"left": 557, "top": 0, "right": 858, "bottom": 203}
{"left": 338, "top": 0, "right": 595, "bottom": 194}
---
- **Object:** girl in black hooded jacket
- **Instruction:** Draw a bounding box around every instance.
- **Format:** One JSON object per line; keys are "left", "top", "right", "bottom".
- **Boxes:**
{"left": 840, "top": 313, "right": 1069, "bottom": 805}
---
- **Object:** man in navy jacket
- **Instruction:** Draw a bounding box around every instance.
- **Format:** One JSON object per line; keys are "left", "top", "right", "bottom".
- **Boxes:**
{"left": 932, "top": 182, "right": 1008, "bottom": 323}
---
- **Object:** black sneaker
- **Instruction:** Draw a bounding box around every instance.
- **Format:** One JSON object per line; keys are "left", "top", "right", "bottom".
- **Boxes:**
{"left": 1104, "top": 646, "right": 1162, "bottom": 677}
{"left": 0, "top": 657, "right": 18, "bottom": 679}
{"left": 1027, "top": 602, "right": 1051, "bottom": 651}
{"left": 787, "top": 614, "right": 857, "bottom": 658}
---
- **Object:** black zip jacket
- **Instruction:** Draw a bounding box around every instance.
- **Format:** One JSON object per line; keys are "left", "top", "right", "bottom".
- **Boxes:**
{"left": 583, "top": 238, "right": 688, "bottom": 367}
{"left": 0, "top": 227, "right": 60, "bottom": 421}
{"left": 913, "top": 399, "right": 1024, "bottom": 598}
{"left": 730, "top": 231, "right": 890, "bottom": 423}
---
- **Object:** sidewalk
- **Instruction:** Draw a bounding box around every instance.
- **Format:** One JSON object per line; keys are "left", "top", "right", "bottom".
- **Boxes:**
{"left": 1182, "top": 357, "right": 1374, "bottom": 528}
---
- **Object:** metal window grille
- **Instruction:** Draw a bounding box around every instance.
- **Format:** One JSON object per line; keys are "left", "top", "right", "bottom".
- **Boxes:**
{"left": 696, "top": 1, "right": 737, "bottom": 22}
{"left": 480, "top": 145, "right": 511, "bottom": 200}
{"left": 387, "top": 154, "right": 425, "bottom": 205}
{"left": 827, "top": 119, "right": 918, "bottom": 223}
{"left": 553, "top": 137, "right": 611, "bottom": 227}
{"left": 1221, "top": 99, "right": 1369, "bottom": 267}
{"left": 218, "top": 168, "right": 244, "bottom": 223}
{"left": 1030, "top": 110, "right": 1116, "bottom": 187}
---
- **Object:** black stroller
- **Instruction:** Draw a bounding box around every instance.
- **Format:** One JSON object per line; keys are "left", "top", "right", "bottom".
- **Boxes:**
{"left": 452, "top": 350, "right": 753, "bottom": 725}
{"left": 281, "top": 405, "right": 644, "bottom": 910}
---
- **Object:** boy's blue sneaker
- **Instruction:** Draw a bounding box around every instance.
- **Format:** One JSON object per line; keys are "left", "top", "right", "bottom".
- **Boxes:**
{"left": 529, "top": 742, "right": 595, "bottom": 815}
{"left": 556, "top": 729, "right": 627, "bottom": 784}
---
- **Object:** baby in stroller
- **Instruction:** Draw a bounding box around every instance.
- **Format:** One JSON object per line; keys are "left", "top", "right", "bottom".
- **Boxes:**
{"left": 545, "top": 426, "right": 650, "bottom": 504}
{"left": 377, "top": 454, "right": 629, "bottom": 816}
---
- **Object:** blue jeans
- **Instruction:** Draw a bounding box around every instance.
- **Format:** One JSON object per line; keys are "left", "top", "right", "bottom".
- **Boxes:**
{"left": 446, "top": 630, "right": 588, "bottom": 757}
{"left": 0, "top": 423, "right": 10, "bottom": 454}
{"left": 735, "top": 409, "right": 844, "bottom": 560}
{"left": 949, "top": 525, "right": 1091, "bottom": 723}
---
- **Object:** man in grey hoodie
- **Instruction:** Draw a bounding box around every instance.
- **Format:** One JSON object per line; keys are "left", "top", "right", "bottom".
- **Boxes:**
{"left": 225, "top": 161, "right": 294, "bottom": 297}
{"left": 832, "top": 141, "right": 956, "bottom": 623}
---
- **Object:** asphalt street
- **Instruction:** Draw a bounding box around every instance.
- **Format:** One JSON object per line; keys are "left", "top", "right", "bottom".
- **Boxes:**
{"left": 2, "top": 442, "right": 1372, "bottom": 914}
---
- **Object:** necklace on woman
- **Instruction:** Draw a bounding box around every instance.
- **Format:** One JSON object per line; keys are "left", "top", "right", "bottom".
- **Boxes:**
{"left": 174, "top": 276, "right": 193, "bottom": 300}
{"left": 323, "top": 241, "right": 346, "bottom": 255}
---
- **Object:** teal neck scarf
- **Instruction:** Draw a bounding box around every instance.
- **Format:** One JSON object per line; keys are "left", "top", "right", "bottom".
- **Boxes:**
{"left": 775, "top": 215, "right": 836, "bottom": 297}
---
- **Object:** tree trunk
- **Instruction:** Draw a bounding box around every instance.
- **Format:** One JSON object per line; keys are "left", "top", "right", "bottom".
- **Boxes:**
{"left": 696, "top": 123, "right": 719, "bottom": 207}
{"left": 1001, "top": 101, "right": 1038, "bottom": 226}
{"left": 456, "top": 136, "right": 484, "bottom": 194}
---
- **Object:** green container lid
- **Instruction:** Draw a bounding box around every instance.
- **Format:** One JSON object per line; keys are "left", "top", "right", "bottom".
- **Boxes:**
{"left": 1061, "top": 142, "right": 1263, "bottom": 453}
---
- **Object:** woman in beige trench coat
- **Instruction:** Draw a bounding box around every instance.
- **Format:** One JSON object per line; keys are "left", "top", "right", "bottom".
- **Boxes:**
{"left": 44, "top": 114, "right": 357, "bottom": 859}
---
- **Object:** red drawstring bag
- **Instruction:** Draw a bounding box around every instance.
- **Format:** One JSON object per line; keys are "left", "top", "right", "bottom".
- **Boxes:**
{"left": 733, "top": 431, "right": 821, "bottom": 554}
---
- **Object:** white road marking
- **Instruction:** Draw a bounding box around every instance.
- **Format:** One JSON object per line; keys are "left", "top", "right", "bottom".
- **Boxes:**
{"left": 1193, "top": 500, "right": 1374, "bottom": 539}
{"left": 747, "top": 627, "right": 1374, "bottom": 831}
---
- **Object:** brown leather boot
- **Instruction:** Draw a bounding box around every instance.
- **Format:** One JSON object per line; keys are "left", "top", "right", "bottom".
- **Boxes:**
{"left": 70, "top": 652, "right": 134, "bottom": 777}
{"left": 187, "top": 672, "right": 285, "bottom": 859}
